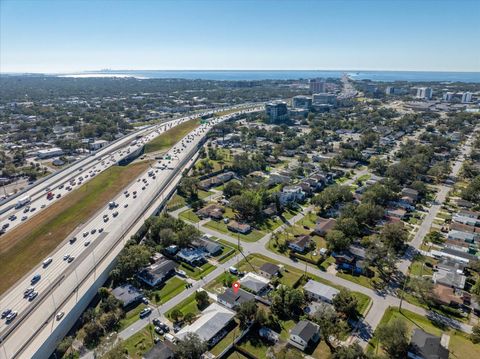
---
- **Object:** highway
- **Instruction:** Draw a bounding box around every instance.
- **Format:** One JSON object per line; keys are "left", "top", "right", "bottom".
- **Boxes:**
{"left": 0, "top": 104, "right": 255, "bottom": 236}
{"left": 0, "top": 105, "right": 262, "bottom": 359}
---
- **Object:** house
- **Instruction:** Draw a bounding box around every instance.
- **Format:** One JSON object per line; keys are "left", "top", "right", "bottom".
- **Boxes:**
{"left": 175, "top": 302, "right": 235, "bottom": 346}
{"left": 196, "top": 204, "right": 224, "bottom": 220}
{"left": 288, "top": 235, "right": 312, "bottom": 253}
{"left": 401, "top": 188, "right": 419, "bottom": 202}
{"left": 227, "top": 221, "right": 252, "bottom": 234}
{"left": 142, "top": 340, "right": 175, "bottom": 359}
{"left": 314, "top": 218, "right": 336, "bottom": 236}
{"left": 433, "top": 268, "right": 466, "bottom": 289}
{"left": 449, "top": 222, "right": 477, "bottom": 234}
{"left": 304, "top": 301, "right": 334, "bottom": 318}
{"left": 217, "top": 288, "right": 255, "bottom": 309}
{"left": 267, "top": 172, "right": 291, "bottom": 187}
{"left": 111, "top": 285, "right": 143, "bottom": 308}
{"left": 407, "top": 329, "right": 449, "bottom": 359}
{"left": 258, "top": 263, "right": 280, "bottom": 279}
{"left": 279, "top": 186, "right": 305, "bottom": 205}
{"left": 433, "top": 284, "right": 463, "bottom": 307}
{"left": 194, "top": 238, "right": 222, "bottom": 256}
{"left": 447, "top": 230, "right": 475, "bottom": 243}
{"left": 198, "top": 171, "right": 235, "bottom": 190}
{"left": 303, "top": 279, "right": 339, "bottom": 304}
{"left": 452, "top": 214, "right": 480, "bottom": 227}
{"left": 458, "top": 210, "right": 480, "bottom": 219}
{"left": 89, "top": 139, "right": 108, "bottom": 151}
{"left": 386, "top": 207, "right": 407, "bottom": 219}
{"left": 176, "top": 248, "right": 206, "bottom": 266}
{"left": 138, "top": 258, "right": 178, "bottom": 287}
{"left": 288, "top": 320, "right": 320, "bottom": 351}
{"left": 239, "top": 272, "right": 270, "bottom": 294}
{"left": 262, "top": 203, "right": 278, "bottom": 217}
{"left": 259, "top": 327, "right": 280, "bottom": 343}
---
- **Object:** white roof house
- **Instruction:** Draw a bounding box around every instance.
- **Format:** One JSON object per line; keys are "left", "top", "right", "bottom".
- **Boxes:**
{"left": 303, "top": 279, "right": 339, "bottom": 304}
{"left": 175, "top": 303, "right": 235, "bottom": 344}
{"left": 239, "top": 272, "right": 270, "bottom": 294}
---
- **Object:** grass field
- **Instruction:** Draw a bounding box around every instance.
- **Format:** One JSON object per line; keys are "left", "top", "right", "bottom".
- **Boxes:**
{"left": 179, "top": 261, "right": 216, "bottom": 280}
{"left": 144, "top": 118, "right": 200, "bottom": 153}
{"left": 119, "top": 303, "right": 148, "bottom": 330}
{"left": 0, "top": 161, "right": 150, "bottom": 295}
{"left": 179, "top": 208, "right": 200, "bottom": 223}
{"left": 204, "top": 220, "right": 265, "bottom": 242}
{"left": 165, "top": 292, "right": 211, "bottom": 320}
{"left": 150, "top": 276, "right": 186, "bottom": 305}
{"left": 121, "top": 323, "right": 155, "bottom": 359}
{"left": 166, "top": 194, "right": 186, "bottom": 211}
{"left": 367, "top": 307, "right": 479, "bottom": 357}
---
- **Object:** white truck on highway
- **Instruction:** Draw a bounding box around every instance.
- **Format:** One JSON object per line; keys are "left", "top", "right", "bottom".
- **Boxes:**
{"left": 15, "top": 195, "right": 31, "bottom": 208}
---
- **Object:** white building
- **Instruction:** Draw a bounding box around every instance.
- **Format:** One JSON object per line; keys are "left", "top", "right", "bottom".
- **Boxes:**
{"left": 89, "top": 139, "right": 108, "bottom": 151}
{"left": 312, "top": 93, "right": 337, "bottom": 105}
{"left": 265, "top": 101, "right": 288, "bottom": 122}
{"left": 461, "top": 92, "right": 472, "bottom": 103}
{"left": 416, "top": 87, "right": 433, "bottom": 100}
{"left": 37, "top": 147, "right": 64, "bottom": 159}
{"left": 303, "top": 279, "right": 339, "bottom": 304}
{"left": 309, "top": 79, "right": 325, "bottom": 93}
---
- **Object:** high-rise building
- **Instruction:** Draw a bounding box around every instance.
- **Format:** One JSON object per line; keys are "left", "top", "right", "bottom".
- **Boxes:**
{"left": 265, "top": 101, "right": 289, "bottom": 122}
{"left": 442, "top": 92, "right": 454, "bottom": 102}
{"left": 292, "top": 96, "right": 312, "bottom": 110}
{"left": 312, "top": 93, "right": 337, "bottom": 106}
{"left": 416, "top": 87, "right": 433, "bottom": 100}
{"left": 386, "top": 86, "right": 407, "bottom": 95}
{"left": 309, "top": 79, "right": 325, "bottom": 93}
{"left": 461, "top": 92, "right": 472, "bottom": 103}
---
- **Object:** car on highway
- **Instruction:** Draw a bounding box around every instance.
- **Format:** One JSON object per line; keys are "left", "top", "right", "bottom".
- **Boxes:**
{"left": 56, "top": 194, "right": 61, "bottom": 199}
{"left": 41, "top": 204, "right": 46, "bottom": 209}
{"left": 67, "top": 256, "right": 75, "bottom": 263}
{"left": 28, "top": 291, "right": 38, "bottom": 301}
{"left": 21, "top": 215, "right": 27, "bottom": 221}
{"left": 56, "top": 312, "right": 65, "bottom": 320}
{"left": 84, "top": 241, "right": 91, "bottom": 247}
{"left": 83, "top": 231, "right": 89, "bottom": 237}
{"left": 5, "top": 311, "right": 17, "bottom": 323}
{"left": 69, "top": 236, "right": 77, "bottom": 244}
{"left": 8, "top": 215, "right": 16, "bottom": 221}
{"left": 2, "top": 223, "right": 9, "bottom": 229}
{"left": 139, "top": 307, "right": 152, "bottom": 318}
{"left": 112, "top": 211, "right": 119, "bottom": 217}
{"left": 63, "top": 254, "right": 70, "bottom": 261}
{"left": 42, "top": 257, "right": 53, "bottom": 267}
{"left": 90, "top": 228, "right": 96, "bottom": 234}
{"left": 1, "top": 309, "right": 12, "bottom": 319}
{"left": 98, "top": 227, "right": 104, "bottom": 233}
{"left": 124, "top": 203, "right": 128, "bottom": 208}
{"left": 31, "top": 274, "right": 41, "bottom": 284}
{"left": 23, "top": 287, "right": 35, "bottom": 297}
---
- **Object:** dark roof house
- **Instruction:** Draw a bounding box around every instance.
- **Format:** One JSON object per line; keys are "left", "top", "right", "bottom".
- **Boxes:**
{"left": 408, "top": 329, "right": 449, "bottom": 359}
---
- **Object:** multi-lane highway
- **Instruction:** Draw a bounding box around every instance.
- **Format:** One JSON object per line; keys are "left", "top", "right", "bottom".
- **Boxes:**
{"left": 0, "top": 105, "right": 262, "bottom": 359}
{"left": 0, "top": 105, "right": 256, "bottom": 236}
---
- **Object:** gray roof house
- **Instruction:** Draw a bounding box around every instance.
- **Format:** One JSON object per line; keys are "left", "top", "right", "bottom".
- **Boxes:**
{"left": 407, "top": 329, "right": 449, "bottom": 359}
{"left": 433, "top": 268, "right": 466, "bottom": 289}
{"left": 447, "top": 230, "right": 475, "bottom": 243}
{"left": 258, "top": 263, "right": 280, "bottom": 279}
{"left": 288, "top": 320, "right": 320, "bottom": 351}
{"left": 239, "top": 272, "right": 270, "bottom": 294}
{"left": 138, "top": 259, "right": 178, "bottom": 287}
{"left": 303, "top": 279, "right": 339, "bottom": 304}
{"left": 217, "top": 288, "right": 255, "bottom": 309}
{"left": 111, "top": 285, "right": 143, "bottom": 308}
{"left": 175, "top": 302, "right": 235, "bottom": 345}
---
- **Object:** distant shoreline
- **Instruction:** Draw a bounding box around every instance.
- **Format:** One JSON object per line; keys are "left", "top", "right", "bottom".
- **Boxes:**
{"left": 2, "top": 70, "right": 480, "bottom": 82}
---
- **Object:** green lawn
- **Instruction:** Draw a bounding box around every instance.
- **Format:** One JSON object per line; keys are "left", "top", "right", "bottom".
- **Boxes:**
{"left": 198, "top": 189, "right": 215, "bottom": 200}
{"left": 180, "top": 261, "right": 216, "bottom": 280}
{"left": 166, "top": 194, "right": 186, "bottom": 211}
{"left": 214, "top": 239, "right": 239, "bottom": 264}
{"left": 204, "top": 220, "right": 265, "bottom": 242}
{"left": 224, "top": 351, "right": 249, "bottom": 359}
{"left": 145, "top": 118, "right": 200, "bottom": 153}
{"left": 150, "top": 277, "right": 186, "bottom": 305}
{"left": 121, "top": 324, "right": 155, "bottom": 359}
{"left": 367, "top": 307, "right": 480, "bottom": 358}
{"left": 337, "top": 271, "right": 375, "bottom": 290}
{"left": 409, "top": 255, "right": 436, "bottom": 277}
{"left": 209, "top": 320, "right": 241, "bottom": 356}
{"left": 179, "top": 208, "right": 200, "bottom": 223}
{"left": 119, "top": 303, "right": 147, "bottom": 330}
{"left": 165, "top": 293, "right": 210, "bottom": 320}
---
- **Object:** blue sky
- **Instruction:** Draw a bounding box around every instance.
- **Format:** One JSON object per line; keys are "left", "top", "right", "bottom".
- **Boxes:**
{"left": 1, "top": 0, "right": 479, "bottom": 73}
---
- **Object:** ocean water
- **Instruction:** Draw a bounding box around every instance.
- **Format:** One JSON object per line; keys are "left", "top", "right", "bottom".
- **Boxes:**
{"left": 59, "top": 70, "right": 480, "bottom": 83}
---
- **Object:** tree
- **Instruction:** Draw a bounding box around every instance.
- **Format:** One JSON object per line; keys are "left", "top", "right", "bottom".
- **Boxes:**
{"left": 103, "top": 342, "right": 128, "bottom": 359}
{"left": 326, "top": 230, "right": 351, "bottom": 252}
{"left": 270, "top": 286, "right": 305, "bottom": 318}
{"left": 335, "top": 217, "right": 360, "bottom": 239}
{"left": 471, "top": 277, "right": 480, "bottom": 302}
{"left": 177, "top": 176, "right": 199, "bottom": 200}
{"left": 313, "top": 305, "right": 348, "bottom": 351}
{"left": 332, "top": 288, "right": 358, "bottom": 319}
{"left": 83, "top": 321, "right": 104, "bottom": 348}
{"left": 170, "top": 308, "right": 183, "bottom": 323}
{"left": 177, "top": 225, "right": 201, "bottom": 248}
{"left": 195, "top": 290, "right": 210, "bottom": 309}
{"left": 56, "top": 336, "right": 74, "bottom": 356}
{"left": 236, "top": 300, "right": 258, "bottom": 329}
{"left": 380, "top": 222, "right": 408, "bottom": 253}
{"left": 184, "top": 312, "right": 196, "bottom": 324}
{"left": 408, "top": 276, "right": 434, "bottom": 306}
{"left": 223, "top": 181, "right": 242, "bottom": 198}
{"left": 471, "top": 324, "right": 480, "bottom": 344}
{"left": 377, "top": 318, "right": 409, "bottom": 359}
{"left": 111, "top": 244, "right": 151, "bottom": 282}
{"left": 332, "top": 342, "right": 367, "bottom": 359}
{"left": 176, "top": 333, "right": 208, "bottom": 359}
{"left": 230, "top": 189, "right": 265, "bottom": 222}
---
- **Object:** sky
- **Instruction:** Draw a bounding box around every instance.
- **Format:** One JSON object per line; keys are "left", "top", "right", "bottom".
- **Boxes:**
{"left": 1, "top": 0, "right": 479, "bottom": 73}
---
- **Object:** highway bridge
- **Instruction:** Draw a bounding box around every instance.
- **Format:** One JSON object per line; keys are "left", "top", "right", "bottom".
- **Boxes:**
{"left": 0, "top": 105, "right": 262, "bottom": 359}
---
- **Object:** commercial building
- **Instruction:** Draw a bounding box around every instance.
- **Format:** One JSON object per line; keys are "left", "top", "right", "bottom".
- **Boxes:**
{"left": 309, "top": 78, "right": 326, "bottom": 93}
{"left": 416, "top": 87, "right": 433, "bottom": 100}
{"left": 461, "top": 92, "right": 472, "bottom": 103}
{"left": 312, "top": 93, "right": 337, "bottom": 106}
{"left": 37, "top": 147, "right": 64, "bottom": 159}
{"left": 265, "top": 101, "right": 289, "bottom": 122}
{"left": 89, "top": 139, "right": 108, "bottom": 151}
{"left": 292, "top": 95, "right": 313, "bottom": 110}
{"left": 385, "top": 87, "right": 407, "bottom": 95}
{"left": 442, "top": 92, "right": 454, "bottom": 102}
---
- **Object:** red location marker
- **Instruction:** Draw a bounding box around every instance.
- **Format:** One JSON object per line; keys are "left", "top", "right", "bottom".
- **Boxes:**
{"left": 232, "top": 281, "right": 240, "bottom": 294}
